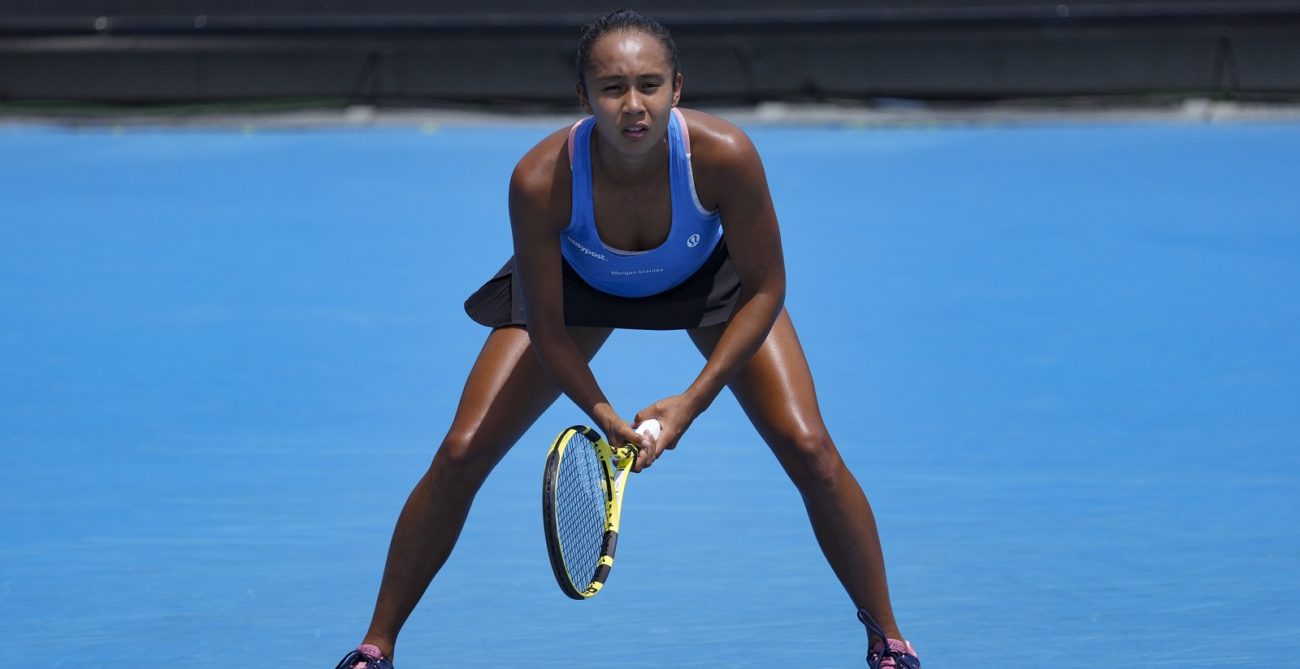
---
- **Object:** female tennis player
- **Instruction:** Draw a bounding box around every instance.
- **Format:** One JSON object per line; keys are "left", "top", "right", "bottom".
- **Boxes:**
{"left": 336, "top": 10, "right": 919, "bottom": 669}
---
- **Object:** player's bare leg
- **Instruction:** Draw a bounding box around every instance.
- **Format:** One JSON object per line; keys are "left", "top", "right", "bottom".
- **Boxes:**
{"left": 689, "top": 309, "right": 905, "bottom": 644}
{"left": 360, "top": 325, "right": 612, "bottom": 659}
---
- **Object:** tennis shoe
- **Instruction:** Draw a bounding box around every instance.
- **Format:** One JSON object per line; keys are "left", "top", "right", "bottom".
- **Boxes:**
{"left": 859, "top": 608, "right": 921, "bottom": 669}
{"left": 868, "top": 638, "right": 921, "bottom": 669}
{"left": 334, "top": 644, "right": 393, "bottom": 669}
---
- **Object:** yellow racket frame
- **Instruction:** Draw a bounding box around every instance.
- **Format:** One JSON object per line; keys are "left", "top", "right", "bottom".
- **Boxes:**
{"left": 541, "top": 425, "right": 639, "bottom": 600}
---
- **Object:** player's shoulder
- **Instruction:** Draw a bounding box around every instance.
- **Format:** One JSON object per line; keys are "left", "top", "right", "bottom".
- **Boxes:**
{"left": 677, "top": 107, "right": 760, "bottom": 170}
{"left": 678, "top": 108, "right": 767, "bottom": 204}
{"left": 510, "top": 123, "right": 574, "bottom": 200}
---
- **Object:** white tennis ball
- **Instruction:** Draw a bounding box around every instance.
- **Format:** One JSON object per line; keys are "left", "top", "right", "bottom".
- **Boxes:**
{"left": 635, "top": 419, "right": 662, "bottom": 440}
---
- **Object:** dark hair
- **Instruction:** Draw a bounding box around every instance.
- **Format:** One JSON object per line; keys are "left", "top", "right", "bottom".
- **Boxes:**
{"left": 575, "top": 9, "right": 680, "bottom": 96}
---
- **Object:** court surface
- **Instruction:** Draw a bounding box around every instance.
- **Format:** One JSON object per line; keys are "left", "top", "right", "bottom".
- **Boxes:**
{"left": 2, "top": 116, "right": 1298, "bottom": 667}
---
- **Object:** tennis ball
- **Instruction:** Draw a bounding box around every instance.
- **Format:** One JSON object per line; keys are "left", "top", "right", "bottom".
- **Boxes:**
{"left": 635, "top": 419, "right": 662, "bottom": 440}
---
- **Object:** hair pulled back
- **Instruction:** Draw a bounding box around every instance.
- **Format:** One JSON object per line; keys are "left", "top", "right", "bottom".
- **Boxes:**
{"left": 575, "top": 9, "right": 680, "bottom": 96}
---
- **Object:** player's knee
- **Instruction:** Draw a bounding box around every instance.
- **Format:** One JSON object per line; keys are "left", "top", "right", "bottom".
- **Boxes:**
{"left": 775, "top": 428, "right": 845, "bottom": 490}
{"left": 430, "top": 429, "right": 499, "bottom": 489}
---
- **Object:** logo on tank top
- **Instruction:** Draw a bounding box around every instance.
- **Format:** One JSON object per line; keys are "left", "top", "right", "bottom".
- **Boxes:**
{"left": 565, "top": 235, "right": 607, "bottom": 261}
{"left": 687, "top": 233, "right": 701, "bottom": 248}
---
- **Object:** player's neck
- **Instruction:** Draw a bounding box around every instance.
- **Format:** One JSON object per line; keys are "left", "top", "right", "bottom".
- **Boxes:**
{"left": 592, "top": 131, "right": 668, "bottom": 186}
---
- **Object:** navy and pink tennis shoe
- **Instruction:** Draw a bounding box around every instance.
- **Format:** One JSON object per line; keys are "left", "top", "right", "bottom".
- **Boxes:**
{"left": 334, "top": 644, "right": 393, "bottom": 669}
{"left": 859, "top": 608, "right": 922, "bottom": 668}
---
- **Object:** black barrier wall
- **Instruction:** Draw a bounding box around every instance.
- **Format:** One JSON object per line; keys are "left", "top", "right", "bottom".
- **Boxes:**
{"left": 2, "top": 1, "right": 1299, "bottom": 107}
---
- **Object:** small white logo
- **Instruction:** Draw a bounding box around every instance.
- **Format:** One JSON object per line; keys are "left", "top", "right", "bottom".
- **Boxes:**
{"left": 687, "top": 233, "right": 701, "bottom": 248}
{"left": 565, "top": 235, "right": 607, "bottom": 261}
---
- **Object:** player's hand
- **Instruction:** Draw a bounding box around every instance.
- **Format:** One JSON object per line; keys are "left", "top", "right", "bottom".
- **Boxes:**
{"left": 631, "top": 394, "right": 700, "bottom": 471}
{"left": 593, "top": 408, "right": 642, "bottom": 461}
{"left": 625, "top": 417, "right": 665, "bottom": 473}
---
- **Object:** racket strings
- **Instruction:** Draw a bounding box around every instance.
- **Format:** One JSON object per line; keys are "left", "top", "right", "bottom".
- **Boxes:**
{"left": 554, "top": 434, "right": 609, "bottom": 590}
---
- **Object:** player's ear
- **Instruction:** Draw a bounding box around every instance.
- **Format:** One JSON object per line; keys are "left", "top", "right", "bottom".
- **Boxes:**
{"left": 671, "top": 72, "right": 683, "bottom": 107}
{"left": 577, "top": 82, "right": 592, "bottom": 114}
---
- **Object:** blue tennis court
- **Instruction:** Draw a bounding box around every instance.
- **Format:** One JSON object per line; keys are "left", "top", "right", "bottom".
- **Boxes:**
{"left": 2, "top": 116, "right": 1298, "bottom": 667}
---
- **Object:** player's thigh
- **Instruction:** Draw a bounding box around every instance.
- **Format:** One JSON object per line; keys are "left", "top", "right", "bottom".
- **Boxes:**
{"left": 687, "top": 310, "right": 840, "bottom": 483}
{"left": 438, "top": 325, "right": 612, "bottom": 471}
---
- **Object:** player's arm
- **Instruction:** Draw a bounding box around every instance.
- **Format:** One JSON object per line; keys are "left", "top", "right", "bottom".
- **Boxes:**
{"left": 633, "top": 114, "right": 787, "bottom": 467}
{"left": 684, "top": 118, "right": 787, "bottom": 410}
{"left": 509, "top": 134, "right": 644, "bottom": 450}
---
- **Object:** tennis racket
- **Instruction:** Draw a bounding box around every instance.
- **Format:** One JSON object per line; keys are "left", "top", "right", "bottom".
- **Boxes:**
{"left": 541, "top": 419, "right": 661, "bottom": 600}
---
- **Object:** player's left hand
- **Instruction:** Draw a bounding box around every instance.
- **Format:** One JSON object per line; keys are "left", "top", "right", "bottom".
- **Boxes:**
{"left": 630, "top": 394, "right": 701, "bottom": 472}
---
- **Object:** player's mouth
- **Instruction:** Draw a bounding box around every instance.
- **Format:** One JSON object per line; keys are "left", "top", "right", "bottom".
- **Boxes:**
{"left": 621, "top": 124, "right": 649, "bottom": 140}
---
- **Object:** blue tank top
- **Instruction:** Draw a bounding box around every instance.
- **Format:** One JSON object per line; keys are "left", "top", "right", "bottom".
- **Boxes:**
{"left": 561, "top": 108, "right": 723, "bottom": 298}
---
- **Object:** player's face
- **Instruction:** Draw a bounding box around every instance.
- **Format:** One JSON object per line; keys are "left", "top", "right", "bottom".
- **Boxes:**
{"left": 579, "top": 31, "right": 682, "bottom": 157}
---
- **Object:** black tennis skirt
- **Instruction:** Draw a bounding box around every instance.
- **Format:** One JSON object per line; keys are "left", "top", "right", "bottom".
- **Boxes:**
{"left": 464, "top": 242, "right": 742, "bottom": 331}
